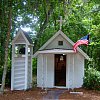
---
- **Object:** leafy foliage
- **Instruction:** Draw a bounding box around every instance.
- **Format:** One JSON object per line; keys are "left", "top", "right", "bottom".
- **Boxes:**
{"left": 83, "top": 67, "right": 100, "bottom": 90}
{"left": 32, "top": 58, "right": 37, "bottom": 75}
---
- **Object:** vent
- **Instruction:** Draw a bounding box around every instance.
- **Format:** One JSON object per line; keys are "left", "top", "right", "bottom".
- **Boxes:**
{"left": 58, "top": 41, "right": 63, "bottom": 46}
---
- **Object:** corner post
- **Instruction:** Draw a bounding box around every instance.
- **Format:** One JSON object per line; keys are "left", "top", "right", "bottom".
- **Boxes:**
{"left": 25, "top": 44, "right": 28, "bottom": 90}
{"left": 30, "top": 45, "right": 33, "bottom": 87}
{"left": 11, "top": 43, "right": 15, "bottom": 90}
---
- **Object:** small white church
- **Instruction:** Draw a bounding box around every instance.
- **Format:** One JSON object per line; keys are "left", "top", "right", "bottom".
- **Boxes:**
{"left": 11, "top": 28, "right": 89, "bottom": 90}
{"left": 33, "top": 30, "right": 89, "bottom": 89}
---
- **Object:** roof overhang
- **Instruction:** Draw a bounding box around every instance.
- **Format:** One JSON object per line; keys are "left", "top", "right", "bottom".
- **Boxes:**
{"left": 33, "top": 49, "right": 75, "bottom": 58}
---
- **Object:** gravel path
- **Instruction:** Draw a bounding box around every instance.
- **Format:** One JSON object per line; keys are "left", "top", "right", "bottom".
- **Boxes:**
{"left": 43, "top": 89, "right": 66, "bottom": 100}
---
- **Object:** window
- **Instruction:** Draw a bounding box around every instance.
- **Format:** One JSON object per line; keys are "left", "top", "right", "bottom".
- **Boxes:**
{"left": 58, "top": 41, "right": 63, "bottom": 46}
{"left": 15, "top": 44, "right": 26, "bottom": 55}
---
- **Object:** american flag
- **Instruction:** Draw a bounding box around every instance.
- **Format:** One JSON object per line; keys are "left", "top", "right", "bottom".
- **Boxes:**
{"left": 73, "top": 34, "right": 89, "bottom": 52}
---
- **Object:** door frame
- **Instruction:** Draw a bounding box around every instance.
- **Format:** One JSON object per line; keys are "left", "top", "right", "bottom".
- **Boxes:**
{"left": 54, "top": 54, "right": 66, "bottom": 87}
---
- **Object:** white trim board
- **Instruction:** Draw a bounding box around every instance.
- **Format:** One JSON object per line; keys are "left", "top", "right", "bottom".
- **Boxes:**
{"left": 33, "top": 49, "right": 74, "bottom": 58}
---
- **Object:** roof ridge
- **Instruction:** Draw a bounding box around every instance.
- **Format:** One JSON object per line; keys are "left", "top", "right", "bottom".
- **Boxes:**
{"left": 21, "top": 29, "right": 33, "bottom": 44}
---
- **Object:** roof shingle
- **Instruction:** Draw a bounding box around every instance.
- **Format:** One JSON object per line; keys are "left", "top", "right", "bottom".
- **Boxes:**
{"left": 22, "top": 30, "right": 33, "bottom": 44}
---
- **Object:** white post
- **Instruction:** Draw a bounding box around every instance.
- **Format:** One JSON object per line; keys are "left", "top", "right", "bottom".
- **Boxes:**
{"left": 67, "top": 54, "right": 70, "bottom": 90}
{"left": 42, "top": 54, "right": 44, "bottom": 89}
{"left": 25, "top": 44, "right": 28, "bottom": 90}
{"left": 72, "top": 54, "right": 75, "bottom": 89}
{"left": 30, "top": 46, "right": 33, "bottom": 88}
{"left": 11, "top": 44, "right": 15, "bottom": 90}
{"left": 45, "top": 55, "right": 47, "bottom": 89}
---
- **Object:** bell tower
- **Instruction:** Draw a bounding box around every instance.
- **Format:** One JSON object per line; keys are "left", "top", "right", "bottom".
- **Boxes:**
{"left": 11, "top": 29, "right": 33, "bottom": 90}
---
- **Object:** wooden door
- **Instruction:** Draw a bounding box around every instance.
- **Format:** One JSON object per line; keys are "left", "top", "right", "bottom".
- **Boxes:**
{"left": 55, "top": 54, "right": 66, "bottom": 86}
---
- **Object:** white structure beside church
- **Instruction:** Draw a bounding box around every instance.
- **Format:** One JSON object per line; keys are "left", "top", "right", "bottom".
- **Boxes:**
{"left": 33, "top": 30, "right": 89, "bottom": 89}
{"left": 11, "top": 29, "right": 33, "bottom": 90}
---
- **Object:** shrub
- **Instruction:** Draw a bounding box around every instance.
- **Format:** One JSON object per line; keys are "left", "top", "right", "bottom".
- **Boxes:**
{"left": 83, "top": 67, "right": 100, "bottom": 90}
{"left": 32, "top": 58, "right": 37, "bottom": 75}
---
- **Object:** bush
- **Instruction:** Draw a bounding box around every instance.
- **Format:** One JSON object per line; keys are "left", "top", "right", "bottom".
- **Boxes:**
{"left": 83, "top": 68, "right": 100, "bottom": 90}
{"left": 32, "top": 58, "right": 37, "bottom": 75}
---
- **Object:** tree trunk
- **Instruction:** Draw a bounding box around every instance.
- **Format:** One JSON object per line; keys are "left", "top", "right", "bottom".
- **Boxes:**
{"left": 0, "top": 3, "right": 12, "bottom": 94}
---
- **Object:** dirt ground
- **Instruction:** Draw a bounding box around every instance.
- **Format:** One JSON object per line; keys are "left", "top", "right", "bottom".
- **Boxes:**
{"left": 59, "top": 88, "right": 100, "bottom": 100}
{"left": 0, "top": 87, "right": 100, "bottom": 100}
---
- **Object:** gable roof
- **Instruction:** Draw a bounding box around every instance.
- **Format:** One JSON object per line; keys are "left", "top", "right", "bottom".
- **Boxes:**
{"left": 12, "top": 29, "right": 33, "bottom": 45}
{"left": 22, "top": 30, "right": 33, "bottom": 44}
{"left": 34, "top": 30, "right": 89, "bottom": 59}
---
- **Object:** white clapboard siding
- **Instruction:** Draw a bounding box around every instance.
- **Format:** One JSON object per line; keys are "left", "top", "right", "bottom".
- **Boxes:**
{"left": 13, "top": 57, "right": 25, "bottom": 90}
{"left": 14, "top": 76, "right": 25, "bottom": 82}
{"left": 14, "top": 63, "right": 25, "bottom": 66}
{"left": 14, "top": 80, "right": 25, "bottom": 85}
{"left": 14, "top": 70, "right": 25, "bottom": 74}
{"left": 14, "top": 84, "right": 25, "bottom": 90}
{"left": 14, "top": 57, "right": 25, "bottom": 62}
{"left": 14, "top": 68, "right": 25, "bottom": 71}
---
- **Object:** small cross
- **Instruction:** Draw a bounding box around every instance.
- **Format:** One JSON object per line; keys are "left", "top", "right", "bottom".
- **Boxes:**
{"left": 57, "top": 16, "right": 65, "bottom": 30}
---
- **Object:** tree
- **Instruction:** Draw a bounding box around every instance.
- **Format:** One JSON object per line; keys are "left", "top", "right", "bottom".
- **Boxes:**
{"left": 0, "top": 0, "right": 12, "bottom": 94}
